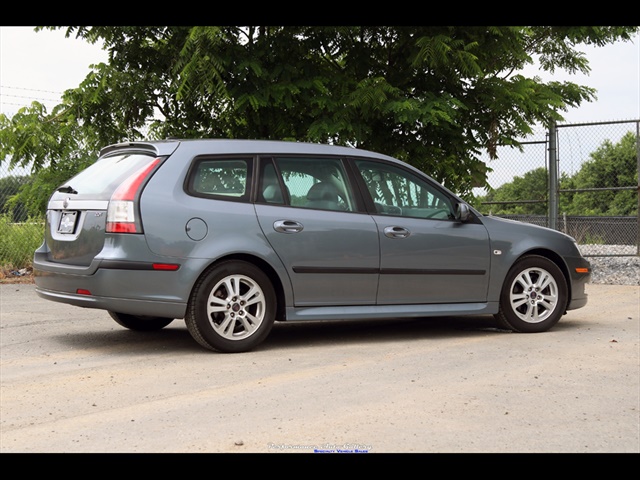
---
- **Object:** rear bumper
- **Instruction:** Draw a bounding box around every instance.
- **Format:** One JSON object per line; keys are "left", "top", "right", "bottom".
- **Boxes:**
{"left": 33, "top": 251, "right": 210, "bottom": 319}
{"left": 34, "top": 285, "right": 187, "bottom": 319}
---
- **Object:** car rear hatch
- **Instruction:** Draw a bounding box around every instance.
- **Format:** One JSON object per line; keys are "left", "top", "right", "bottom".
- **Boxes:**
{"left": 41, "top": 142, "right": 175, "bottom": 268}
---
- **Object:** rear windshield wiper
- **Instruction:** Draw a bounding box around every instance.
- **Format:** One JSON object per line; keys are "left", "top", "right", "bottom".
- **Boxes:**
{"left": 57, "top": 185, "right": 78, "bottom": 194}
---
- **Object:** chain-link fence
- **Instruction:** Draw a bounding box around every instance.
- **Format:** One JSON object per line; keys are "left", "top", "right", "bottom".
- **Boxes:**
{"left": 0, "top": 162, "right": 43, "bottom": 274}
{"left": 477, "top": 119, "right": 639, "bottom": 258}
{"left": 2, "top": 119, "right": 639, "bottom": 273}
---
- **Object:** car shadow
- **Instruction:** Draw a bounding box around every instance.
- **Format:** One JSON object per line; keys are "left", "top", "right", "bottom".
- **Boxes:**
{"left": 51, "top": 314, "right": 581, "bottom": 354}
{"left": 51, "top": 323, "right": 199, "bottom": 355}
{"left": 262, "top": 315, "right": 509, "bottom": 350}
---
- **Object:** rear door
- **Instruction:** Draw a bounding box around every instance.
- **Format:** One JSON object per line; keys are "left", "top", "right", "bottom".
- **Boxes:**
{"left": 254, "top": 156, "right": 380, "bottom": 307}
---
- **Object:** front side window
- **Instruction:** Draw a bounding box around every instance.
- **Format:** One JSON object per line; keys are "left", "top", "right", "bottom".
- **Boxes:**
{"left": 188, "top": 158, "right": 250, "bottom": 200}
{"left": 258, "top": 157, "right": 355, "bottom": 212}
{"left": 355, "top": 160, "right": 454, "bottom": 220}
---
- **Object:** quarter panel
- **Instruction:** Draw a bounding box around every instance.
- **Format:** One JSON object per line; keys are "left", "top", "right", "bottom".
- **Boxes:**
{"left": 480, "top": 216, "right": 586, "bottom": 302}
{"left": 138, "top": 147, "right": 294, "bottom": 304}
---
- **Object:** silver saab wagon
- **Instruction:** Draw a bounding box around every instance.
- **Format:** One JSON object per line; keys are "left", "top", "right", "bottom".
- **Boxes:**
{"left": 34, "top": 139, "right": 591, "bottom": 353}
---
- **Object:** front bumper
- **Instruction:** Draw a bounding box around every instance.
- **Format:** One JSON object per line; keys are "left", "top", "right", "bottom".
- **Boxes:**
{"left": 565, "top": 255, "right": 591, "bottom": 311}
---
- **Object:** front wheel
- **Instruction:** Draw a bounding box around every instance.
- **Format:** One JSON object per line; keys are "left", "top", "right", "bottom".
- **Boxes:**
{"left": 185, "top": 260, "right": 276, "bottom": 353}
{"left": 494, "top": 255, "right": 568, "bottom": 333}
{"left": 108, "top": 311, "right": 174, "bottom": 331}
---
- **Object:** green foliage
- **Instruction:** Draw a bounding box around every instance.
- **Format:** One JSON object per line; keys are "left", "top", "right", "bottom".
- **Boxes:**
{"left": 1, "top": 26, "right": 638, "bottom": 201}
{"left": 0, "top": 101, "right": 88, "bottom": 171}
{"left": 563, "top": 131, "right": 638, "bottom": 215}
{"left": 476, "top": 131, "right": 639, "bottom": 215}
{"left": 0, "top": 175, "right": 30, "bottom": 222}
{"left": 0, "top": 99, "right": 98, "bottom": 217}
{"left": 0, "top": 214, "right": 44, "bottom": 270}
{"left": 476, "top": 167, "right": 549, "bottom": 214}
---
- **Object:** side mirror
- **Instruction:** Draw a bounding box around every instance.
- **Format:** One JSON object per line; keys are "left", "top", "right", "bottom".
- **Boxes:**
{"left": 454, "top": 202, "right": 471, "bottom": 222}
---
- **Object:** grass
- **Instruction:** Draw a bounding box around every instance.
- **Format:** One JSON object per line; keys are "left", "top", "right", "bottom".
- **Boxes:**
{"left": 0, "top": 214, "right": 43, "bottom": 283}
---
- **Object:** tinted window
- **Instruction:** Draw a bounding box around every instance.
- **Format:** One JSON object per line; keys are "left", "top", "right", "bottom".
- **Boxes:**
{"left": 61, "top": 153, "right": 159, "bottom": 200}
{"left": 355, "top": 160, "right": 454, "bottom": 219}
{"left": 188, "top": 158, "right": 250, "bottom": 200}
{"left": 258, "top": 157, "right": 355, "bottom": 212}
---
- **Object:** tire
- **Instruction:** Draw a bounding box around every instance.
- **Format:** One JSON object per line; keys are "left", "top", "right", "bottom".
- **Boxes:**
{"left": 185, "top": 260, "right": 276, "bottom": 353}
{"left": 494, "top": 255, "right": 568, "bottom": 333}
{"left": 108, "top": 311, "right": 174, "bottom": 331}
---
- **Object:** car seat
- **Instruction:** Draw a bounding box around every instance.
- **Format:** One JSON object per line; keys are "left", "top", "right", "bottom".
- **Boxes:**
{"left": 305, "top": 182, "right": 342, "bottom": 210}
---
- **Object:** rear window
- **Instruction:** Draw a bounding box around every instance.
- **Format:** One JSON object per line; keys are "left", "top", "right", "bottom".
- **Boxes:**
{"left": 60, "top": 153, "right": 160, "bottom": 200}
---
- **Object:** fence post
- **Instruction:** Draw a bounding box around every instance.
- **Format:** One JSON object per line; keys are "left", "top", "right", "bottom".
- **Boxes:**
{"left": 548, "top": 121, "right": 558, "bottom": 230}
{"left": 636, "top": 121, "right": 640, "bottom": 255}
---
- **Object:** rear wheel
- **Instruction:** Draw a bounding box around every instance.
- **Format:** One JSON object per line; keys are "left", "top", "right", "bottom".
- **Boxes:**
{"left": 494, "top": 255, "right": 568, "bottom": 333}
{"left": 185, "top": 260, "right": 276, "bottom": 353}
{"left": 108, "top": 311, "right": 174, "bottom": 331}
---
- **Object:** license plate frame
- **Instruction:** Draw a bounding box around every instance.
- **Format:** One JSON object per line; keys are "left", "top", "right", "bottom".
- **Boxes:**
{"left": 58, "top": 211, "right": 78, "bottom": 234}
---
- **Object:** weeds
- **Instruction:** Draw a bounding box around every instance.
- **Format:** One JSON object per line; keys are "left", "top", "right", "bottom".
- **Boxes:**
{"left": 0, "top": 214, "right": 44, "bottom": 273}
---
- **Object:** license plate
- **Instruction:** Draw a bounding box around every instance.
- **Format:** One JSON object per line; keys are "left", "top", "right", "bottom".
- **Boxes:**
{"left": 58, "top": 211, "right": 78, "bottom": 234}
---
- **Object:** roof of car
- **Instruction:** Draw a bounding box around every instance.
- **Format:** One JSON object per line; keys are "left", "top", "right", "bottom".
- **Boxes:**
{"left": 101, "top": 138, "right": 398, "bottom": 162}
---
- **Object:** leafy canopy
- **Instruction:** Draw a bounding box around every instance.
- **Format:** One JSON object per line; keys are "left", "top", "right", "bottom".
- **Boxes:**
{"left": 1, "top": 26, "right": 638, "bottom": 216}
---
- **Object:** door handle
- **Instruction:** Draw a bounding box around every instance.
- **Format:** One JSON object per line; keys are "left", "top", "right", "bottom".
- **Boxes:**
{"left": 273, "top": 220, "right": 304, "bottom": 234}
{"left": 384, "top": 226, "right": 410, "bottom": 238}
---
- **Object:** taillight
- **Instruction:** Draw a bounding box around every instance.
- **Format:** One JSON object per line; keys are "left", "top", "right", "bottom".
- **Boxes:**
{"left": 106, "top": 158, "right": 161, "bottom": 233}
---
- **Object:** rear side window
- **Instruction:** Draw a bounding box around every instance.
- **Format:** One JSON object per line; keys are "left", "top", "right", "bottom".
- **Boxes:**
{"left": 187, "top": 158, "right": 251, "bottom": 201}
{"left": 60, "top": 153, "right": 160, "bottom": 200}
{"left": 258, "top": 156, "right": 355, "bottom": 212}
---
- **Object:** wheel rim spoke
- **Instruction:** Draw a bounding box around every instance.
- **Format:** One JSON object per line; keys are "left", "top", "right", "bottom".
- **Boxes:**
{"left": 539, "top": 298, "right": 555, "bottom": 310}
{"left": 529, "top": 305, "right": 541, "bottom": 322}
{"left": 516, "top": 271, "right": 534, "bottom": 290}
{"left": 510, "top": 292, "right": 528, "bottom": 309}
{"left": 242, "top": 285, "right": 263, "bottom": 306}
{"left": 238, "top": 315, "right": 256, "bottom": 333}
{"left": 226, "top": 277, "right": 240, "bottom": 297}
{"left": 537, "top": 271, "right": 553, "bottom": 291}
{"left": 208, "top": 296, "right": 228, "bottom": 313}
{"left": 218, "top": 315, "right": 235, "bottom": 335}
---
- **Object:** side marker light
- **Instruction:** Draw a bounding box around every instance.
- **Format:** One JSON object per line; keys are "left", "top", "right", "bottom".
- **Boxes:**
{"left": 152, "top": 263, "right": 180, "bottom": 271}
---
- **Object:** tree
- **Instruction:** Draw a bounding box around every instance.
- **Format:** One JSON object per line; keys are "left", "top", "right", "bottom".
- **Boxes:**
{"left": 0, "top": 101, "right": 100, "bottom": 215}
{"left": 475, "top": 167, "right": 549, "bottom": 215}
{"left": 0, "top": 174, "right": 30, "bottom": 222}
{"left": 1, "top": 26, "right": 638, "bottom": 216}
{"left": 475, "top": 130, "right": 638, "bottom": 216}
{"left": 563, "top": 131, "right": 638, "bottom": 216}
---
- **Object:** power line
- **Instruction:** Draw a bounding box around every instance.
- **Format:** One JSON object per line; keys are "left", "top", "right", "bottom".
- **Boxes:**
{"left": 0, "top": 85, "right": 64, "bottom": 115}
{"left": 0, "top": 85, "right": 63, "bottom": 96}
{"left": 0, "top": 93, "right": 61, "bottom": 103}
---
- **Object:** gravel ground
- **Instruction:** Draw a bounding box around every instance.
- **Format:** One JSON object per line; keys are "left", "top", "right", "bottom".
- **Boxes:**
{"left": 579, "top": 244, "right": 640, "bottom": 286}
